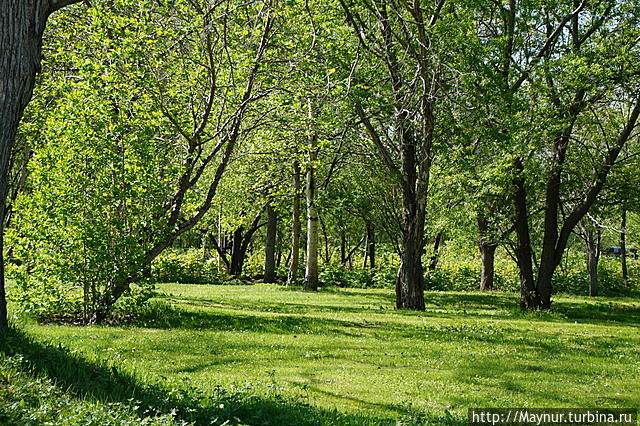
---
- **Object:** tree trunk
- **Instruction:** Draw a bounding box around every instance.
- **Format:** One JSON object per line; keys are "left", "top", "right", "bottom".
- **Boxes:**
{"left": 395, "top": 117, "right": 427, "bottom": 310}
{"left": 479, "top": 242, "right": 497, "bottom": 291}
{"left": 427, "top": 232, "right": 442, "bottom": 272}
{"left": 366, "top": 221, "right": 375, "bottom": 269}
{"left": 264, "top": 202, "right": 276, "bottom": 283}
{"left": 304, "top": 99, "right": 319, "bottom": 291}
{"left": 512, "top": 158, "right": 538, "bottom": 309}
{"left": 340, "top": 229, "right": 347, "bottom": 265}
{"left": 477, "top": 214, "right": 497, "bottom": 291}
{"left": 287, "top": 160, "right": 301, "bottom": 285}
{"left": 396, "top": 220, "right": 425, "bottom": 310}
{"left": 0, "top": 232, "right": 7, "bottom": 330}
{"left": 580, "top": 218, "right": 602, "bottom": 297}
{"left": 229, "top": 227, "right": 245, "bottom": 276}
{"left": 621, "top": 208, "right": 628, "bottom": 285}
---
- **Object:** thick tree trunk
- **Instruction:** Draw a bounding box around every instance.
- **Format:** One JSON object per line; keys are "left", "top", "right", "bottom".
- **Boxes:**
{"left": 479, "top": 242, "right": 497, "bottom": 291}
{"left": 621, "top": 208, "right": 628, "bottom": 285}
{"left": 396, "top": 221, "right": 425, "bottom": 310}
{"left": 264, "top": 202, "right": 276, "bottom": 283}
{"left": 304, "top": 99, "right": 319, "bottom": 291}
{"left": 287, "top": 160, "right": 301, "bottom": 285}
{"left": 229, "top": 227, "right": 245, "bottom": 276}
{"left": 395, "top": 126, "right": 426, "bottom": 310}
{"left": 512, "top": 158, "right": 538, "bottom": 309}
{"left": 366, "top": 221, "right": 375, "bottom": 269}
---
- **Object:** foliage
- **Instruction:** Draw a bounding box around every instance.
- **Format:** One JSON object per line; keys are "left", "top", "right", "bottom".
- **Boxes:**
{"left": 152, "top": 249, "right": 220, "bottom": 285}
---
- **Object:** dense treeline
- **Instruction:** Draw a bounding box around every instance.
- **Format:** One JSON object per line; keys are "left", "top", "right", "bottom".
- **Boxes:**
{"left": 0, "top": 0, "right": 639, "bottom": 326}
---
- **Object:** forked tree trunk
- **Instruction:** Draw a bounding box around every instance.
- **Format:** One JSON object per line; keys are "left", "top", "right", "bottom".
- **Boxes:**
{"left": 287, "top": 160, "right": 301, "bottom": 285}
{"left": 264, "top": 202, "right": 276, "bottom": 283}
{"left": 304, "top": 99, "right": 319, "bottom": 291}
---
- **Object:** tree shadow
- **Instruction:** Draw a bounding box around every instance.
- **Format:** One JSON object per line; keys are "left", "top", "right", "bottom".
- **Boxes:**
{"left": 0, "top": 326, "right": 397, "bottom": 425}
{"left": 131, "top": 301, "right": 388, "bottom": 336}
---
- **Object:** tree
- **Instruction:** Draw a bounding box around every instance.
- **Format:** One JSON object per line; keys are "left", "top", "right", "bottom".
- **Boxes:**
{"left": 462, "top": 0, "right": 640, "bottom": 308}
{"left": 8, "top": 0, "right": 276, "bottom": 323}
{"left": 339, "top": 0, "right": 462, "bottom": 309}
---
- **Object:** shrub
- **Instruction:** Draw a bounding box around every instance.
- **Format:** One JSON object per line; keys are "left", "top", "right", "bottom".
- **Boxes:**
{"left": 151, "top": 248, "right": 220, "bottom": 284}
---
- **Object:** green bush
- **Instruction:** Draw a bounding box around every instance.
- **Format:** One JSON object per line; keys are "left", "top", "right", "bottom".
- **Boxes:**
{"left": 151, "top": 248, "right": 220, "bottom": 284}
{"left": 319, "top": 264, "right": 395, "bottom": 288}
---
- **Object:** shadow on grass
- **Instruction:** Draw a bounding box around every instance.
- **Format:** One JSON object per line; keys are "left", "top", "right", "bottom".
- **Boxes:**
{"left": 0, "top": 326, "right": 415, "bottom": 425}
{"left": 132, "top": 301, "right": 387, "bottom": 336}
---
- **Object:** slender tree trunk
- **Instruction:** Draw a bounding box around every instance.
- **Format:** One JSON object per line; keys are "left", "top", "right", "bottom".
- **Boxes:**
{"left": 428, "top": 232, "right": 442, "bottom": 272}
{"left": 580, "top": 218, "right": 602, "bottom": 297}
{"left": 362, "top": 230, "right": 368, "bottom": 268}
{"left": 304, "top": 99, "right": 319, "bottom": 291}
{"left": 264, "top": 202, "right": 276, "bottom": 283}
{"left": 477, "top": 215, "right": 497, "bottom": 291}
{"left": 229, "top": 227, "right": 245, "bottom": 276}
{"left": 621, "top": 208, "right": 628, "bottom": 285}
{"left": 366, "top": 221, "right": 375, "bottom": 269}
{"left": 340, "top": 229, "right": 347, "bottom": 265}
{"left": 513, "top": 158, "right": 537, "bottom": 309}
{"left": 287, "top": 160, "right": 301, "bottom": 285}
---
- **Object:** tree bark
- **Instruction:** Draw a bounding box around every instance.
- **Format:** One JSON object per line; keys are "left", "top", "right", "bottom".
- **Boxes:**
{"left": 366, "top": 221, "right": 375, "bottom": 269}
{"left": 479, "top": 243, "right": 497, "bottom": 291}
{"left": 477, "top": 215, "right": 497, "bottom": 291}
{"left": 579, "top": 218, "right": 602, "bottom": 297}
{"left": 304, "top": 100, "right": 319, "bottom": 291}
{"left": 621, "top": 208, "right": 628, "bottom": 285}
{"left": 0, "top": 232, "right": 7, "bottom": 330}
{"left": 512, "top": 158, "right": 538, "bottom": 309}
{"left": 428, "top": 232, "right": 442, "bottom": 272}
{"left": 264, "top": 202, "right": 276, "bottom": 283}
{"left": 287, "top": 160, "right": 301, "bottom": 285}
{"left": 229, "top": 227, "right": 245, "bottom": 276}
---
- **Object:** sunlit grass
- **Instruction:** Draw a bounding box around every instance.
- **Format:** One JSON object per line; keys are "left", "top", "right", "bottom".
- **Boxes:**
{"left": 4, "top": 284, "right": 640, "bottom": 424}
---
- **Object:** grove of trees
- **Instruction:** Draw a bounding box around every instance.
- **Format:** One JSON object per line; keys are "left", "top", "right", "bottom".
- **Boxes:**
{"left": 1, "top": 0, "right": 639, "bottom": 327}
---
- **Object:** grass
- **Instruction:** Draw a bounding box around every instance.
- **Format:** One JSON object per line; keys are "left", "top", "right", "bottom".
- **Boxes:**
{"left": 2, "top": 284, "right": 639, "bottom": 424}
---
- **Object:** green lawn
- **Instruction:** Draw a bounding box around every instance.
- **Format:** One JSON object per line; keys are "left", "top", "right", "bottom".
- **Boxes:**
{"left": 2, "top": 284, "right": 640, "bottom": 424}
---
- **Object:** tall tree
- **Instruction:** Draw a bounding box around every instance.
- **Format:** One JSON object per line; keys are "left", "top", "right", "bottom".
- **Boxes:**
{"left": 339, "top": 0, "right": 458, "bottom": 309}
{"left": 287, "top": 160, "right": 302, "bottom": 285}
{"left": 305, "top": 98, "right": 320, "bottom": 290}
